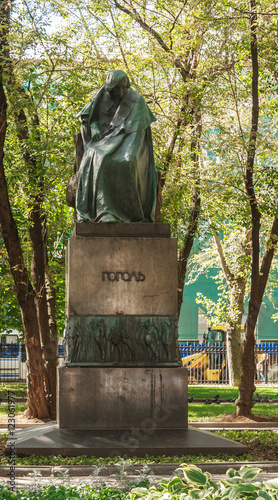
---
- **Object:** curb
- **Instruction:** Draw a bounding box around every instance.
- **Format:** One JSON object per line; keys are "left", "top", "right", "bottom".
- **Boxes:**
{"left": 2, "top": 422, "right": 277, "bottom": 430}
{"left": 0, "top": 462, "right": 278, "bottom": 477}
{"left": 190, "top": 422, "right": 278, "bottom": 429}
{"left": 0, "top": 424, "right": 42, "bottom": 429}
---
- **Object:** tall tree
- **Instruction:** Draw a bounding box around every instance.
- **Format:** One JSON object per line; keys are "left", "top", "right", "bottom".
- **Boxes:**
{"left": 237, "top": 0, "right": 278, "bottom": 417}
{"left": 0, "top": 0, "right": 78, "bottom": 417}
{"left": 0, "top": 0, "right": 51, "bottom": 418}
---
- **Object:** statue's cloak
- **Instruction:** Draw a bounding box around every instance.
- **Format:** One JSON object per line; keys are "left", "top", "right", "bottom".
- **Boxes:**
{"left": 75, "top": 86, "right": 157, "bottom": 222}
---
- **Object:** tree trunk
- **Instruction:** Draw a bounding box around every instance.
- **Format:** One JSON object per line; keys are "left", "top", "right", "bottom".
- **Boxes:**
{"left": 29, "top": 202, "right": 57, "bottom": 418}
{"left": 177, "top": 111, "right": 201, "bottom": 316}
{"left": 20, "top": 299, "right": 50, "bottom": 419}
{"left": 237, "top": 0, "right": 259, "bottom": 417}
{"left": 226, "top": 281, "right": 245, "bottom": 387}
{"left": 177, "top": 183, "right": 200, "bottom": 316}
{"left": 236, "top": 218, "right": 278, "bottom": 416}
{"left": 213, "top": 231, "right": 249, "bottom": 386}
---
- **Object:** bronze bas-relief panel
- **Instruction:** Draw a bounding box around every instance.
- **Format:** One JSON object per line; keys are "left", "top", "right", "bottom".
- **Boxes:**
{"left": 63, "top": 316, "right": 179, "bottom": 366}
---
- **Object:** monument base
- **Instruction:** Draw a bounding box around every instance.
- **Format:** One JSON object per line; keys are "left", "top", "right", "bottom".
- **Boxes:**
{"left": 58, "top": 366, "right": 187, "bottom": 430}
{"left": 14, "top": 423, "right": 248, "bottom": 457}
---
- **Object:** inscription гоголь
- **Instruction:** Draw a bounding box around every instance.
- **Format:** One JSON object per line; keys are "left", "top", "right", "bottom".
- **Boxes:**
{"left": 102, "top": 271, "right": 145, "bottom": 282}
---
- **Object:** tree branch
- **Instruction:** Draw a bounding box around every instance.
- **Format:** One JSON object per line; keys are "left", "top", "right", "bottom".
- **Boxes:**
{"left": 177, "top": 112, "right": 202, "bottom": 316}
{"left": 244, "top": 0, "right": 260, "bottom": 300}
{"left": 112, "top": 0, "right": 190, "bottom": 81}
{"left": 213, "top": 232, "right": 234, "bottom": 283}
{"left": 258, "top": 215, "right": 278, "bottom": 302}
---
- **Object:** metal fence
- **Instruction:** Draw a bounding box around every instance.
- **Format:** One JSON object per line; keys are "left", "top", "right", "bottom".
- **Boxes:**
{"left": 0, "top": 344, "right": 64, "bottom": 383}
{"left": 180, "top": 341, "right": 278, "bottom": 385}
{"left": 0, "top": 341, "right": 277, "bottom": 384}
{"left": 0, "top": 344, "right": 27, "bottom": 382}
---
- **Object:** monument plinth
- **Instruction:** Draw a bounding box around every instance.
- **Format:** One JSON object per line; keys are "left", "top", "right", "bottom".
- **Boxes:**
{"left": 15, "top": 223, "right": 248, "bottom": 457}
{"left": 58, "top": 222, "right": 186, "bottom": 433}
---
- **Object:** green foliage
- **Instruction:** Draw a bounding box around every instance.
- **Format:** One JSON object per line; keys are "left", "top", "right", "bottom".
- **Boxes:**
{"left": 0, "top": 404, "right": 27, "bottom": 414}
{"left": 0, "top": 465, "right": 278, "bottom": 499}
{"left": 217, "top": 430, "right": 278, "bottom": 461}
{"left": 1, "top": 0, "right": 278, "bottom": 425}
{"left": 129, "top": 464, "right": 278, "bottom": 499}
{"left": 0, "top": 484, "right": 127, "bottom": 499}
{"left": 0, "top": 449, "right": 261, "bottom": 466}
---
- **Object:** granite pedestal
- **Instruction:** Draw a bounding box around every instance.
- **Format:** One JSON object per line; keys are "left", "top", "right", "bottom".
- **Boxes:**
{"left": 58, "top": 367, "right": 188, "bottom": 430}
{"left": 14, "top": 223, "right": 248, "bottom": 457}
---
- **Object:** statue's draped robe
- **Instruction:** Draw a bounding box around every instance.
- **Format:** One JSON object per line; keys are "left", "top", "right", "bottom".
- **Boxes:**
{"left": 76, "top": 87, "right": 158, "bottom": 222}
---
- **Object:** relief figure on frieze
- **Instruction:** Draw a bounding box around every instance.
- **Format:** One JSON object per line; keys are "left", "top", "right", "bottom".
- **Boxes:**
{"left": 137, "top": 319, "right": 159, "bottom": 361}
{"left": 109, "top": 318, "right": 134, "bottom": 362}
{"left": 86, "top": 319, "right": 107, "bottom": 362}
{"left": 160, "top": 319, "right": 175, "bottom": 361}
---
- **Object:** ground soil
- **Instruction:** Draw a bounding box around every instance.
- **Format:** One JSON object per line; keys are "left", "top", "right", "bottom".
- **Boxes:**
{"left": 0, "top": 412, "right": 50, "bottom": 424}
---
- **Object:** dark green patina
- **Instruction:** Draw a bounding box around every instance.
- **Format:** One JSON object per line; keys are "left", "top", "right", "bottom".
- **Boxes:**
{"left": 64, "top": 316, "right": 179, "bottom": 366}
{"left": 76, "top": 70, "right": 158, "bottom": 223}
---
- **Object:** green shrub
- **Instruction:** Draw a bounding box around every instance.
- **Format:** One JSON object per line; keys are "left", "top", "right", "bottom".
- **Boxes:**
{"left": 0, "top": 485, "right": 127, "bottom": 499}
{"left": 129, "top": 464, "right": 278, "bottom": 499}
{"left": 0, "top": 465, "right": 278, "bottom": 499}
{"left": 217, "top": 430, "right": 278, "bottom": 461}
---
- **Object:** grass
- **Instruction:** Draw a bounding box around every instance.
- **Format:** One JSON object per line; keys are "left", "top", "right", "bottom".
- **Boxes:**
{"left": 0, "top": 446, "right": 267, "bottom": 465}
{"left": 0, "top": 403, "right": 27, "bottom": 414}
{"left": 187, "top": 385, "right": 278, "bottom": 421}
{"left": 1, "top": 383, "right": 277, "bottom": 401}
{"left": 0, "top": 383, "right": 27, "bottom": 399}
{"left": 1, "top": 401, "right": 277, "bottom": 423}
{"left": 188, "top": 385, "right": 278, "bottom": 400}
{"left": 217, "top": 429, "right": 278, "bottom": 461}
{"left": 188, "top": 403, "right": 278, "bottom": 421}
{"left": 0, "top": 384, "right": 277, "bottom": 470}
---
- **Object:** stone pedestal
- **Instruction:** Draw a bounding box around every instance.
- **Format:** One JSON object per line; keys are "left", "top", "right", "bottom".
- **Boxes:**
{"left": 58, "top": 366, "right": 188, "bottom": 430}
{"left": 63, "top": 223, "right": 179, "bottom": 367}
{"left": 57, "top": 222, "right": 187, "bottom": 451}
{"left": 14, "top": 223, "right": 248, "bottom": 457}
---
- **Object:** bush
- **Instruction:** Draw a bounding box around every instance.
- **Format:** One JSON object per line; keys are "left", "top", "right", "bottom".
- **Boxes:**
{"left": 129, "top": 464, "right": 278, "bottom": 499}
{"left": 1, "top": 464, "right": 278, "bottom": 499}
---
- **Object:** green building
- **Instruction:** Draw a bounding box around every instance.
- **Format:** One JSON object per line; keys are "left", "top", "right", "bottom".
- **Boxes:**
{"left": 179, "top": 270, "right": 278, "bottom": 342}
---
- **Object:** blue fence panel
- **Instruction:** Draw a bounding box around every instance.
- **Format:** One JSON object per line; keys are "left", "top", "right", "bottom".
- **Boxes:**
{"left": 179, "top": 340, "right": 278, "bottom": 384}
